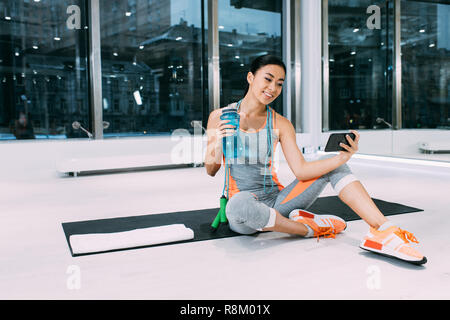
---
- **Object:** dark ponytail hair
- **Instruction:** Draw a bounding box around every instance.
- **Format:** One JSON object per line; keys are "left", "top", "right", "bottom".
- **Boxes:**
{"left": 243, "top": 54, "right": 286, "bottom": 97}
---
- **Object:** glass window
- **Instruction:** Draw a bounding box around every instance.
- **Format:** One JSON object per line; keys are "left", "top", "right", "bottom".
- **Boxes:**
{"left": 218, "top": 0, "right": 283, "bottom": 114}
{"left": 99, "top": 0, "right": 207, "bottom": 136}
{"left": 326, "top": 0, "right": 393, "bottom": 131}
{"left": 401, "top": 0, "right": 450, "bottom": 129}
{"left": 0, "top": 0, "right": 90, "bottom": 140}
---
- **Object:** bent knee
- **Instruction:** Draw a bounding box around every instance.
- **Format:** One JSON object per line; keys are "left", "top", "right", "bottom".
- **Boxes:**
{"left": 226, "top": 191, "right": 271, "bottom": 230}
{"left": 317, "top": 154, "right": 358, "bottom": 192}
{"left": 226, "top": 191, "right": 257, "bottom": 221}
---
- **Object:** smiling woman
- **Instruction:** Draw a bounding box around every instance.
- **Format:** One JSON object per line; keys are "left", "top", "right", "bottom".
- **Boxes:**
{"left": 204, "top": 54, "right": 427, "bottom": 265}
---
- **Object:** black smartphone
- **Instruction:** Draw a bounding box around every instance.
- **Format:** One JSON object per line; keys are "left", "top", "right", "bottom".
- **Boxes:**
{"left": 324, "top": 133, "right": 356, "bottom": 152}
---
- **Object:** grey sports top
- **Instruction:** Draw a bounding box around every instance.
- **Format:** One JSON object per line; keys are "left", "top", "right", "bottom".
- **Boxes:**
{"left": 222, "top": 102, "right": 285, "bottom": 205}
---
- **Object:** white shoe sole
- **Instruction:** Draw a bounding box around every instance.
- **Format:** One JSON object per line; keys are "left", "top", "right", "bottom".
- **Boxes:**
{"left": 360, "top": 239, "right": 427, "bottom": 265}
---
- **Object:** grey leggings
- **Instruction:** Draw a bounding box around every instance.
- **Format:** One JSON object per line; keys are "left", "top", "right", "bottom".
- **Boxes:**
{"left": 226, "top": 155, "right": 358, "bottom": 235}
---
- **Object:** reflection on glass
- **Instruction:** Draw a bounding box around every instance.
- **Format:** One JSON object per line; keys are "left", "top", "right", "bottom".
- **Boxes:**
{"left": 401, "top": 0, "right": 449, "bottom": 129}
{"left": 0, "top": 0, "right": 90, "bottom": 140}
{"left": 327, "top": 0, "right": 392, "bottom": 131}
{"left": 99, "top": 0, "right": 206, "bottom": 136}
{"left": 218, "top": 0, "right": 283, "bottom": 114}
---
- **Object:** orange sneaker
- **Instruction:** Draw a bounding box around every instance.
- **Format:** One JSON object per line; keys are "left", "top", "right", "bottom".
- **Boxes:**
{"left": 289, "top": 209, "right": 347, "bottom": 241}
{"left": 360, "top": 226, "right": 427, "bottom": 265}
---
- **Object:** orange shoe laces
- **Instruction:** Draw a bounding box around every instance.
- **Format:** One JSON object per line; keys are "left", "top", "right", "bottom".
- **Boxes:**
{"left": 395, "top": 228, "right": 419, "bottom": 244}
{"left": 315, "top": 227, "right": 336, "bottom": 242}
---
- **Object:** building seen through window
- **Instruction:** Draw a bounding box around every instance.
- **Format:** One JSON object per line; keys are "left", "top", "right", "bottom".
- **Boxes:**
{"left": 401, "top": 0, "right": 449, "bottom": 129}
{"left": 326, "top": 0, "right": 449, "bottom": 131}
{"left": 100, "top": 0, "right": 206, "bottom": 136}
{"left": 0, "top": 0, "right": 90, "bottom": 140}
{"left": 327, "top": 0, "right": 392, "bottom": 131}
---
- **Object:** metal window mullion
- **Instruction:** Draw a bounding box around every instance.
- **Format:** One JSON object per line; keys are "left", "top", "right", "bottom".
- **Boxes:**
{"left": 282, "top": 0, "right": 291, "bottom": 122}
{"left": 393, "top": 0, "right": 402, "bottom": 129}
{"left": 201, "top": 0, "right": 208, "bottom": 128}
{"left": 208, "top": 0, "right": 220, "bottom": 111}
{"left": 290, "top": 0, "right": 301, "bottom": 132}
{"left": 321, "top": 0, "right": 329, "bottom": 132}
{"left": 88, "top": 0, "right": 103, "bottom": 139}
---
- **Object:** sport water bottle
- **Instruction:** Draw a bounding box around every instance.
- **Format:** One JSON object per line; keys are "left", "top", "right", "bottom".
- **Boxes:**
{"left": 220, "top": 109, "right": 242, "bottom": 158}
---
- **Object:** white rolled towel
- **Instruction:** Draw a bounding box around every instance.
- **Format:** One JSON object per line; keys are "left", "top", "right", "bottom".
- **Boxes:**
{"left": 69, "top": 224, "right": 194, "bottom": 255}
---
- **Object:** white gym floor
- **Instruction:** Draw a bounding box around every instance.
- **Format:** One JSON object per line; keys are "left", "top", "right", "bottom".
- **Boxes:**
{"left": 1, "top": 156, "right": 450, "bottom": 300}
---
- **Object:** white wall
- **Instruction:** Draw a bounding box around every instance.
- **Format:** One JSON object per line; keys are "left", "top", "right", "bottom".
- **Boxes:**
{"left": 319, "top": 129, "right": 450, "bottom": 157}
{"left": 2, "top": 128, "right": 448, "bottom": 181}
{"left": 0, "top": 135, "right": 200, "bottom": 181}
{"left": 300, "top": 0, "right": 323, "bottom": 151}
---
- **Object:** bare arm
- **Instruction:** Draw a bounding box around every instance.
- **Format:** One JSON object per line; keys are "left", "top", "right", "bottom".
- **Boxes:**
{"left": 278, "top": 116, "right": 357, "bottom": 181}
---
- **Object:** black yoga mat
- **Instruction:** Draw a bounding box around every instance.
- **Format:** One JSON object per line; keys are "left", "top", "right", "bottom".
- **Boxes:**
{"left": 62, "top": 196, "right": 423, "bottom": 256}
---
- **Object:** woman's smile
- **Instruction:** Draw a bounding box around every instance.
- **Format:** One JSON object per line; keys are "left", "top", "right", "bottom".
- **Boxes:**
{"left": 263, "top": 90, "right": 274, "bottom": 99}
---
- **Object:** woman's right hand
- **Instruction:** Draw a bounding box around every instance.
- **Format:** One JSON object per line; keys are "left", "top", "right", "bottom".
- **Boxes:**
{"left": 205, "top": 109, "right": 244, "bottom": 176}
{"left": 214, "top": 111, "right": 246, "bottom": 149}
{"left": 214, "top": 119, "right": 236, "bottom": 148}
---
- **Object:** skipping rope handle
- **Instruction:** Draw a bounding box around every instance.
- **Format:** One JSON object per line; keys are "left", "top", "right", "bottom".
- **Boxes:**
{"left": 211, "top": 195, "right": 228, "bottom": 231}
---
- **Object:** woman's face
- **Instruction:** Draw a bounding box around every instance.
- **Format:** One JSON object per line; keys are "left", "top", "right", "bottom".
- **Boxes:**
{"left": 247, "top": 64, "right": 285, "bottom": 106}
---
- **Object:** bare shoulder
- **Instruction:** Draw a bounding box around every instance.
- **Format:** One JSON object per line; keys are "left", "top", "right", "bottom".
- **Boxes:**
{"left": 207, "top": 108, "right": 222, "bottom": 127}
{"left": 209, "top": 108, "right": 222, "bottom": 119}
{"left": 273, "top": 112, "right": 295, "bottom": 138}
{"left": 274, "top": 112, "right": 290, "bottom": 127}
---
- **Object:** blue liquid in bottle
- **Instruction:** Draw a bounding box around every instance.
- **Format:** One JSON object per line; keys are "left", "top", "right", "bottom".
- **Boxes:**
{"left": 220, "top": 109, "right": 242, "bottom": 158}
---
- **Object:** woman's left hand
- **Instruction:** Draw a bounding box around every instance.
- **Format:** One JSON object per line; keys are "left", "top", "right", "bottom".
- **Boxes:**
{"left": 338, "top": 130, "right": 360, "bottom": 162}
